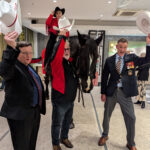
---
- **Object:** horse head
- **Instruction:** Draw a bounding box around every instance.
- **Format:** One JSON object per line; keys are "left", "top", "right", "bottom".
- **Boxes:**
{"left": 70, "top": 31, "right": 103, "bottom": 93}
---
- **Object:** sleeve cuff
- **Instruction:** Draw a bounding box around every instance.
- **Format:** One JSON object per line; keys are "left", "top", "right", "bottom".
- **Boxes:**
{"left": 2, "top": 46, "right": 20, "bottom": 64}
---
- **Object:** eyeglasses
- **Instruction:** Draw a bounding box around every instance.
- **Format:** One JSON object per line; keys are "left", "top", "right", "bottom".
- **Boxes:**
{"left": 21, "top": 52, "right": 33, "bottom": 55}
{"left": 64, "top": 48, "right": 70, "bottom": 51}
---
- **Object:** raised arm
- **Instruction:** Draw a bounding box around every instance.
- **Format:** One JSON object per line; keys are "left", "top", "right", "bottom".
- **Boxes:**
{"left": 0, "top": 31, "right": 20, "bottom": 80}
{"left": 46, "top": 13, "right": 54, "bottom": 27}
{"left": 133, "top": 34, "right": 150, "bottom": 66}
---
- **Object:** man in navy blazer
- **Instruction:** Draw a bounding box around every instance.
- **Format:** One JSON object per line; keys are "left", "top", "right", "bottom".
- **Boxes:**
{"left": 98, "top": 35, "right": 150, "bottom": 150}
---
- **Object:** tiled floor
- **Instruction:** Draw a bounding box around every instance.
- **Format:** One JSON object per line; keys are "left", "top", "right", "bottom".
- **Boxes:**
{"left": 0, "top": 86, "right": 150, "bottom": 150}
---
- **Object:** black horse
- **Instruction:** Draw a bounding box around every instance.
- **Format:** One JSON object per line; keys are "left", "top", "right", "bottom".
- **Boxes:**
{"left": 69, "top": 31, "right": 103, "bottom": 93}
{"left": 44, "top": 31, "right": 103, "bottom": 99}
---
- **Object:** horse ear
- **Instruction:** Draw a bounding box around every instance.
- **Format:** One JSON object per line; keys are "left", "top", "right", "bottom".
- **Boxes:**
{"left": 77, "top": 30, "right": 86, "bottom": 46}
{"left": 95, "top": 34, "right": 103, "bottom": 46}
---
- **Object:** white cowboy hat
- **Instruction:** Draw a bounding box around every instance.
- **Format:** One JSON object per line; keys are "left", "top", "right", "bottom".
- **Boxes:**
{"left": 53, "top": 16, "right": 75, "bottom": 31}
{"left": 136, "top": 11, "right": 150, "bottom": 34}
{"left": 0, "top": 0, "right": 22, "bottom": 35}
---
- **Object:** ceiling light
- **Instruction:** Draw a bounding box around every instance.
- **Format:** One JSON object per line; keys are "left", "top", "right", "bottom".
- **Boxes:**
{"left": 53, "top": 0, "right": 57, "bottom": 2}
{"left": 108, "top": 0, "right": 112, "bottom": 4}
{"left": 100, "top": 14, "right": 104, "bottom": 17}
{"left": 27, "top": 12, "right": 31, "bottom": 16}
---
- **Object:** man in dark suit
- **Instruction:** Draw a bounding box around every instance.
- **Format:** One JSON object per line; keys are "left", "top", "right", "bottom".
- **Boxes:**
{"left": 98, "top": 35, "right": 150, "bottom": 150}
{"left": 0, "top": 31, "right": 46, "bottom": 150}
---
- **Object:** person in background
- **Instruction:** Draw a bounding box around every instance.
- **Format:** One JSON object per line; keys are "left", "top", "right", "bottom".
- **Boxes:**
{"left": 134, "top": 52, "right": 150, "bottom": 108}
{"left": 0, "top": 31, "right": 46, "bottom": 150}
{"left": 99, "top": 35, "right": 150, "bottom": 150}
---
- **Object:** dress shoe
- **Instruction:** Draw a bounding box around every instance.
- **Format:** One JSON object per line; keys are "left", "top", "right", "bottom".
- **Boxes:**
{"left": 53, "top": 145, "right": 62, "bottom": 150}
{"left": 98, "top": 136, "right": 108, "bottom": 146}
{"left": 134, "top": 100, "right": 141, "bottom": 105}
{"left": 60, "top": 139, "right": 73, "bottom": 148}
{"left": 141, "top": 101, "right": 145, "bottom": 109}
{"left": 126, "top": 144, "right": 137, "bottom": 150}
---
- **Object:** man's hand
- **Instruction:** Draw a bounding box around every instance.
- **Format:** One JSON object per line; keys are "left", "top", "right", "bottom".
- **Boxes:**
{"left": 4, "top": 31, "right": 18, "bottom": 49}
{"left": 101, "top": 94, "right": 106, "bottom": 102}
{"left": 58, "top": 29, "right": 67, "bottom": 36}
{"left": 146, "top": 33, "right": 150, "bottom": 44}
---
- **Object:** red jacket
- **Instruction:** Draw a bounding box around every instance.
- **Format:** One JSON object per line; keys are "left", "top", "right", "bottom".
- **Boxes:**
{"left": 50, "top": 37, "right": 76, "bottom": 95}
{"left": 51, "top": 38, "right": 65, "bottom": 94}
{"left": 46, "top": 14, "right": 58, "bottom": 35}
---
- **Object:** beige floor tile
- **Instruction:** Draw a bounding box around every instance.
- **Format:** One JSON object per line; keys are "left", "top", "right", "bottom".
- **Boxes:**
{"left": 1, "top": 86, "right": 150, "bottom": 150}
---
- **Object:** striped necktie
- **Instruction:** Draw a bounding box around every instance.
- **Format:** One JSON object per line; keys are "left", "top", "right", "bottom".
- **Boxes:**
{"left": 116, "top": 56, "right": 122, "bottom": 74}
{"left": 28, "top": 69, "right": 42, "bottom": 108}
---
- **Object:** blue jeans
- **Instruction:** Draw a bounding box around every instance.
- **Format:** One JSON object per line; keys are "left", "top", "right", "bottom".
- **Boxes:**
{"left": 51, "top": 102, "right": 74, "bottom": 145}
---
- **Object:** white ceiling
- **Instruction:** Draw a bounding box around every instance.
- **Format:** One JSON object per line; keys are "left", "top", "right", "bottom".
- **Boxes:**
{"left": 19, "top": 0, "right": 150, "bottom": 36}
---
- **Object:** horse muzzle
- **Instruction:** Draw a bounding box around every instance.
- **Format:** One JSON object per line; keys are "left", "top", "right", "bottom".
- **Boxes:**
{"left": 81, "top": 77, "right": 93, "bottom": 93}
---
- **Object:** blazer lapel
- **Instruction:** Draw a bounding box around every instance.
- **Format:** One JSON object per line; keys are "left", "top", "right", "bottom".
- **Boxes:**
{"left": 112, "top": 54, "right": 120, "bottom": 74}
{"left": 112, "top": 54, "right": 116, "bottom": 66}
{"left": 15, "top": 61, "right": 34, "bottom": 85}
{"left": 121, "top": 54, "right": 127, "bottom": 75}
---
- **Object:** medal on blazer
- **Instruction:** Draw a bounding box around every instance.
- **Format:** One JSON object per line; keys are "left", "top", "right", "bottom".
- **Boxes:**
{"left": 128, "top": 70, "right": 133, "bottom": 76}
{"left": 126, "top": 61, "right": 134, "bottom": 69}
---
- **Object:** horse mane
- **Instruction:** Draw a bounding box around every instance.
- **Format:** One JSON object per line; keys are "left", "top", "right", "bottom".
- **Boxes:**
{"left": 69, "top": 34, "right": 96, "bottom": 57}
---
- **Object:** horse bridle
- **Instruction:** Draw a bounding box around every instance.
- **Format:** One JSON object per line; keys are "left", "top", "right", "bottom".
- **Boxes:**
{"left": 75, "top": 46, "right": 96, "bottom": 107}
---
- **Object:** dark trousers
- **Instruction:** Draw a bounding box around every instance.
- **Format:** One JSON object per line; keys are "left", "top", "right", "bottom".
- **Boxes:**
{"left": 44, "top": 33, "right": 57, "bottom": 67}
{"left": 102, "top": 88, "right": 136, "bottom": 146}
{"left": 51, "top": 102, "right": 74, "bottom": 145}
{"left": 7, "top": 106, "right": 41, "bottom": 150}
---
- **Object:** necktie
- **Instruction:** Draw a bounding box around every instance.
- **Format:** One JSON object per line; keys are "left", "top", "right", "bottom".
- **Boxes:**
{"left": 116, "top": 56, "right": 122, "bottom": 74}
{"left": 28, "top": 69, "right": 42, "bottom": 108}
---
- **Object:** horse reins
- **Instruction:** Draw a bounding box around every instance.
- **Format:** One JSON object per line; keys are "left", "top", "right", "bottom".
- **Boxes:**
{"left": 76, "top": 46, "right": 95, "bottom": 108}
{"left": 75, "top": 46, "right": 85, "bottom": 107}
